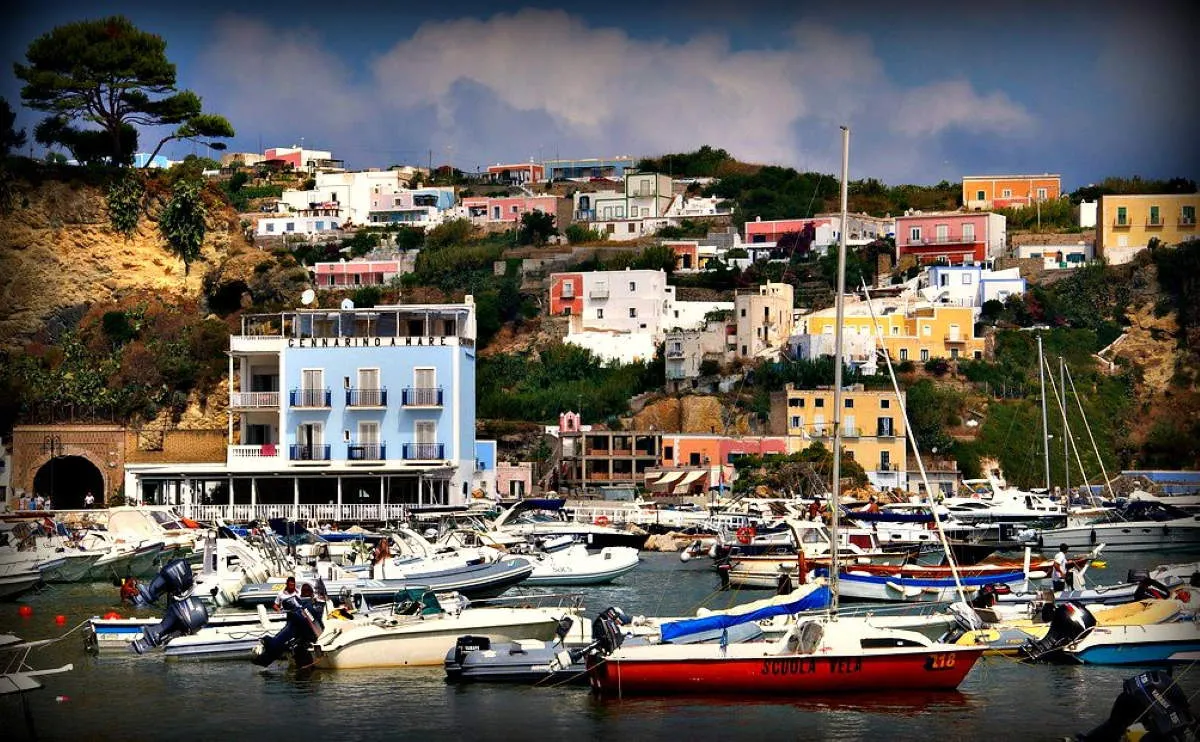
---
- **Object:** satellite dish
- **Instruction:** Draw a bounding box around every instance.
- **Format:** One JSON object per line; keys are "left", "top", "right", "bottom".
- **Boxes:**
{"left": 301, "top": 289, "right": 315, "bottom": 306}
{"left": 341, "top": 298, "right": 355, "bottom": 310}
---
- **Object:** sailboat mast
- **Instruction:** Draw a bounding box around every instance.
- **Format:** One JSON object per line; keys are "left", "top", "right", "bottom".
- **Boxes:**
{"left": 1060, "top": 356, "right": 1069, "bottom": 501}
{"left": 1038, "top": 335, "right": 1050, "bottom": 491}
{"left": 829, "top": 125, "right": 850, "bottom": 614}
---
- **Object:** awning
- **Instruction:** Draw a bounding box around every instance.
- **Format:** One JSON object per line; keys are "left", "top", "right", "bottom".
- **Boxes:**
{"left": 678, "top": 470, "right": 707, "bottom": 487}
{"left": 648, "top": 471, "right": 685, "bottom": 487}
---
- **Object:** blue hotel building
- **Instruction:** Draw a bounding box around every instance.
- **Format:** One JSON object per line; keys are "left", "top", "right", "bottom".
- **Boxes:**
{"left": 124, "top": 298, "right": 488, "bottom": 522}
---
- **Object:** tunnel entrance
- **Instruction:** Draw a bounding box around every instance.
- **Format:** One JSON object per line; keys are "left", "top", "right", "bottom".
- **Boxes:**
{"left": 33, "top": 456, "right": 105, "bottom": 509}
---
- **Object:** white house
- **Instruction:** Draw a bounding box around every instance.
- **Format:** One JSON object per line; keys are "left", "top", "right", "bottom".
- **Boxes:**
{"left": 920, "top": 265, "right": 1026, "bottom": 308}
{"left": 280, "top": 170, "right": 414, "bottom": 227}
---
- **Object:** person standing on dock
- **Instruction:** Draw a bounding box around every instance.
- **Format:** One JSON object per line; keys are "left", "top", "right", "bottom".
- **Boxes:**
{"left": 84, "top": 491, "right": 95, "bottom": 509}
{"left": 1052, "top": 544, "right": 1071, "bottom": 592}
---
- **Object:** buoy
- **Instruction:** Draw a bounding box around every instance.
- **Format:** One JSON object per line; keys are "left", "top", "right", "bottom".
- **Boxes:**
{"left": 679, "top": 550, "right": 692, "bottom": 563}
{"left": 56, "top": 695, "right": 68, "bottom": 703}
{"left": 55, "top": 614, "right": 67, "bottom": 625}
{"left": 18, "top": 605, "right": 33, "bottom": 618}
{"left": 103, "top": 611, "right": 122, "bottom": 620}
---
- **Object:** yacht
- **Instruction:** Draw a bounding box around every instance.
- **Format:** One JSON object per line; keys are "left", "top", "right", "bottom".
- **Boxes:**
{"left": 1030, "top": 500, "right": 1200, "bottom": 553}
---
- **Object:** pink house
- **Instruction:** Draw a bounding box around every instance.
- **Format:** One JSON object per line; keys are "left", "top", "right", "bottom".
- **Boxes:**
{"left": 894, "top": 211, "right": 1007, "bottom": 265}
{"left": 462, "top": 195, "right": 558, "bottom": 224}
{"left": 313, "top": 259, "right": 406, "bottom": 289}
{"left": 744, "top": 217, "right": 833, "bottom": 244}
{"left": 487, "top": 163, "right": 545, "bottom": 184}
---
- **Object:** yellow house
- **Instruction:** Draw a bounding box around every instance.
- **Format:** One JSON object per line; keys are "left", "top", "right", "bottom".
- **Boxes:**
{"left": 770, "top": 383, "right": 907, "bottom": 489}
{"left": 804, "top": 301, "right": 984, "bottom": 363}
{"left": 1096, "top": 193, "right": 1199, "bottom": 265}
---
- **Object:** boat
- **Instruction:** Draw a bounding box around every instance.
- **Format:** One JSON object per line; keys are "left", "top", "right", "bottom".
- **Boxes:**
{"left": 1021, "top": 601, "right": 1200, "bottom": 666}
{"left": 1030, "top": 500, "right": 1200, "bottom": 553}
{"left": 86, "top": 608, "right": 284, "bottom": 651}
{"left": 585, "top": 127, "right": 985, "bottom": 698}
{"left": 942, "top": 476, "right": 1066, "bottom": 526}
{"left": 0, "top": 520, "right": 103, "bottom": 583}
{"left": 830, "top": 568, "right": 1029, "bottom": 603}
{"left": 0, "top": 563, "right": 42, "bottom": 600}
{"left": 523, "top": 544, "right": 641, "bottom": 586}
{"left": 236, "top": 557, "right": 535, "bottom": 606}
{"left": 489, "top": 498, "right": 650, "bottom": 550}
{"left": 307, "top": 587, "right": 582, "bottom": 669}
{"left": 0, "top": 634, "right": 73, "bottom": 696}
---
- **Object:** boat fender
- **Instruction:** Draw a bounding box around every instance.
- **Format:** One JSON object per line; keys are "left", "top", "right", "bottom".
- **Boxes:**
{"left": 736, "top": 526, "right": 756, "bottom": 545}
{"left": 594, "top": 515, "right": 610, "bottom": 527}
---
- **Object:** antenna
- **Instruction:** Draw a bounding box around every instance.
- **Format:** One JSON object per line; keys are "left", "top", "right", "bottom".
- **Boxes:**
{"left": 341, "top": 298, "right": 355, "bottom": 310}
{"left": 301, "top": 289, "right": 315, "bottom": 306}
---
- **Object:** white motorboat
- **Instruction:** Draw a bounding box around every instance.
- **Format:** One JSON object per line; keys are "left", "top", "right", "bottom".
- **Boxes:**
{"left": 489, "top": 498, "right": 649, "bottom": 550}
{"left": 1031, "top": 500, "right": 1200, "bottom": 553}
{"left": 0, "top": 563, "right": 42, "bottom": 599}
{"left": 523, "top": 544, "right": 640, "bottom": 586}
{"left": 101, "top": 506, "right": 202, "bottom": 562}
{"left": 310, "top": 587, "right": 581, "bottom": 669}
{"left": 942, "top": 476, "right": 1066, "bottom": 525}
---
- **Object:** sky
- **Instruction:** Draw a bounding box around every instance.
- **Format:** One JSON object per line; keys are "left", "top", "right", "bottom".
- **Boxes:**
{"left": 4, "top": 0, "right": 1198, "bottom": 188}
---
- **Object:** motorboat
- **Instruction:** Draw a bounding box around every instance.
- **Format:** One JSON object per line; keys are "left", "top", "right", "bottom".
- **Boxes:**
{"left": 102, "top": 506, "right": 202, "bottom": 562}
{"left": 0, "top": 562, "right": 42, "bottom": 600}
{"left": 942, "top": 476, "right": 1066, "bottom": 525}
{"left": 489, "top": 498, "right": 650, "bottom": 550}
{"left": 1029, "top": 500, "right": 1200, "bottom": 553}
{"left": 523, "top": 544, "right": 640, "bottom": 586}
{"left": 0, "top": 633, "right": 73, "bottom": 696}
{"left": 1021, "top": 602, "right": 1200, "bottom": 665}
{"left": 307, "top": 587, "right": 582, "bottom": 669}
{"left": 236, "top": 557, "right": 535, "bottom": 606}
{"left": 0, "top": 520, "right": 104, "bottom": 583}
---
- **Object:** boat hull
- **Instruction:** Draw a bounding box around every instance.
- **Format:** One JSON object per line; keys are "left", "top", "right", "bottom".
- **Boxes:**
{"left": 39, "top": 553, "right": 102, "bottom": 583}
{"left": 0, "top": 572, "right": 41, "bottom": 600}
{"left": 1035, "top": 521, "right": 1200, "bottom": 553}
{"left": 314, "top": 612, "right": 564, "bottom": 669}
{"left": 1066, "top": 624, "right": 1200, "bottom": 665}
{"left": 586, "top": 646, "right": 984, "bottom": 696}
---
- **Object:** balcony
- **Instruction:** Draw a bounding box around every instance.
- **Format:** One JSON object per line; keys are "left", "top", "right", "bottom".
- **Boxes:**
{"left": 1180, "top": 216, "right": 1197, "bottom": 227}
{"left": 666, "top": 347, "right": 686, "bottom": 359}
{"left": 347, "top": 443, "right": 386, "bottom": 461}
{"left": 574, "top": 210, "right": 596, "bottom": 221}
{"left": 842, "top": 427, "right": 861, "bottom": 439}
{"left": 878, "top": 462, "right": 894, "bottom": 472}
{"left": 1146, "top": 216, "right": 1164, "bottom": 228}
{"left": 231, "top": 391, "right": 280, "bottom": 409}
{"left": 346, "top": 388, "right": 387, "bottom": 407}
{"left": 402, "top": 442, "right": 444, "bottom": 460}
{"left": 402, "top": 387, "right": 443, "bottom": 407}
{"left": 902, "top": 234, "right": 977, "bottom": 247}
{"left": 289, "top": 444, "right": 331, "bottom": 462}
{"left": 1112, "top": 217, "right": 1131, "bottom": 228}
{"left": 227, "top": 444, "right": 283, "bottom": 469}
{"left": 589, "top": 285, "right": 609, "bottom": 299}
{"left": 290, "top": 388, "right": 331, "bottom": 408}
{"left": 876, "top": 428, "right": 896, "bottom": 439}
{"left": 944, "top": 335, "right": 968, "bottom": 345}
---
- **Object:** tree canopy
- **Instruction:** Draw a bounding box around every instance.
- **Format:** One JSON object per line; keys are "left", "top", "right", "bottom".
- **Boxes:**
{"left": 14, "top": 16, "right": 234, "bottom": 166}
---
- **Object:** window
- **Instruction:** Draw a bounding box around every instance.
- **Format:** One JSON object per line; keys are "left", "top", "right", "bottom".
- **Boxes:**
{"left": 353, "top": 273, "right": 361, "bottom": 286}
{"left": 909, "top": 227, "right": 922, "bottom": 243}
{"left": 1117, "top": 206, "right": 1128, "bottom": 226}
{"left": 286, "top": 222, "right": 295, "bottom": 232}
{"left": 1001, "top": 189, "right": 1012, "bottom": 198}
{"left": 962, "top": 274, "right": 973, "bottom": 285}
{"left": 881, "top": 399, "right": 890, "bottom": 409}
{"left": 740, "top": 308, "right": 747, "bottom": 318}
{"left": 629, "top": 307, "right": 637, "bottom": 318}
{"left": 845, "top": 399, "right": 854, "bottom": 408}
{"left": 815, "top": 398, "right": 825, "bottom": 408}
{"left": 629, "top": 282, "right": 636, "bottom": 291}
{"left": 1184, "top": 205, "right": 1196, "bottom": 225}
{"left": 790, "top": 416, "right": 801, "bottom": 429}
{"left": 315, "top": 221, "right": 324, "bottom": 230}
{"left": 415, "top": 420, "right": 437, "bottom": 444}
{"left": 689, "top": 452, "right": 701, "bottom": 466}
{"left": 266, "top": 223, "right": 275, "bottom": 233}
{"left": 561, "top": 281, "right": 575, "bottom": 298}
{"left": 596, "top": 308, "right": 604, "bottom": 319}
{"left": 741, "top": 345, "right": 747, "bottom": 355}
{"left": 923, "top": 324, "right": 931, "bottom": 337}
{"left": 975, "top": 190, "right": 985, "bottom": 201}
{"left": 920, "top": 349, "right": 930, "bottom": 362}
{"left": 936, "top": 224, "right": 948, "bottom": 242}
{"left": 358, "top": 367, "right": 380, "bottom": 395}
{"left": 962, "top": 223, "right": 975, "bottom": 242}
{"left": 880, "top": 450, "right": 891, "bottom": 469}
{"left": 788, "top": 398, "right": 805, "bottom": 408}
{"left": 511, "top": 205, "right": 519, "bottom": 213}
{"left": 1036, "top": 188, "right": 1047, "bottom": 200}
{"left": 606, "top": 224, "right": 615, "bottom": 234}
{"left": 664, "top": 446, "right": 674, "bottom": 460}
{"left": 1149, "top": 206, "right": 1160, "bottom": 225}
{"left": 327, "top": 275, "right": 335, "bottom": 286}
{"left": 900, "top": 348, "right": 908, "bottom": 361}
{"left": 628, "top": 223, "right": 636, "bottom": 233}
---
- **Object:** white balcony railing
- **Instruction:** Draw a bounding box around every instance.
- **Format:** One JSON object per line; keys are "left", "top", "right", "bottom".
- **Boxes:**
{"left": 178, "top": 503, "right": 410, "bottom": 524}
{"left": 227, "top": 444, "right": 284, "bottom": 468}
{"left": 231, "top": 391, "right": 280, "bottom": 408}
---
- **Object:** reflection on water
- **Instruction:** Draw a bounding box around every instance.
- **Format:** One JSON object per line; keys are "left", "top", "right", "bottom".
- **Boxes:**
{"left": 1, "top": 551, "right": 1196, "bottom": 741}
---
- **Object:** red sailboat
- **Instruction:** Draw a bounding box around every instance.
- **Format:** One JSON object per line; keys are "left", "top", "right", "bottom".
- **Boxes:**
{"left": 585, "top": 127, "right": 985, "bottom": 698}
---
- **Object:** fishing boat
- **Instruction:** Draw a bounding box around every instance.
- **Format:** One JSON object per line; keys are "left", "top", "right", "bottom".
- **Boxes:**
{"left": 309, "top": 587, "right": 581, "bottom": 669}
{"left": 585, "top": 127, "right": 985, "bottom": 697}
{"left": 523, "top": 544, "right": 641, "bottom": 586}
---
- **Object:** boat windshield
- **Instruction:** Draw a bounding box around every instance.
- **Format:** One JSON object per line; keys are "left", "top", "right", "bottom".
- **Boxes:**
{"left": 391, "top": 587, "right": 442, "bottom": 616}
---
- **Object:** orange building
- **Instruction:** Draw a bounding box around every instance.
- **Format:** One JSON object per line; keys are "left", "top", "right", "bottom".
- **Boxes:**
{"left": 962, "top": 174, "right": 1061, "bottom": 210}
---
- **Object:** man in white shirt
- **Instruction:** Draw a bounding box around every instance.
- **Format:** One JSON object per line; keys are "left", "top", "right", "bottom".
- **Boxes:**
{"left": 1052, "top": 544, "right": 1070, "bottom": 592}
{"left": 84, "top": 491, "right": 96, "bottom": 509}
{"left": 273, "top": 576, "right": 299, "bottom": 611}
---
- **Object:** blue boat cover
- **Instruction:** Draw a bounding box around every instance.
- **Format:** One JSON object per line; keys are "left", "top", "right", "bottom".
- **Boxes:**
{"left": 659, "top": 586, "right": 831, "bottom": 642}
{"left": 825, "top": 570, "right": 1027, "bottom": 588}
{"left": 844, "top": 510, "right": 934, "bottom": 523}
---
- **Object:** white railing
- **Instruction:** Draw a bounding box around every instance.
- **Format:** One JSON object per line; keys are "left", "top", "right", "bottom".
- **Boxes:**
{"left": 179, "top": 503, "right": 409, "bottom": 523}
{"left": 231, "top": 391, "right": 280, "bottom": 408}
{"left": 227, "top": 445, "right": 284, "bottom": 469}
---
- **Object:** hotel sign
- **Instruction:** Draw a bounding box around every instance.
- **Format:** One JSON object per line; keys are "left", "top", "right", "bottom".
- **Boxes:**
{"left": 288, "top": 336, "right": 450, "bottom": 348}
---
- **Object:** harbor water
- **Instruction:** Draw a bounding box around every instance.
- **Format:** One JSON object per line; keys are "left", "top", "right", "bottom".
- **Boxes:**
{"left": 2, "top": 550, "right": 1196, "bottom": 741}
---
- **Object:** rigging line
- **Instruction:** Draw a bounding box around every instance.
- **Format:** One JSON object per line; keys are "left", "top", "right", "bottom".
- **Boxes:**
{"left": 1042, "top": 354, "right": 1095, "bottom": 509}
{"left": 858, "top": 278, "right": 967, "bottom": 605}
{"left": 1064, "top": 364, "right": 1116, "bottom": 504}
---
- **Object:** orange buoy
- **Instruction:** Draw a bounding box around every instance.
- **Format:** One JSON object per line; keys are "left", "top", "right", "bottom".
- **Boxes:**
{"left": 55, "top": 614, "right": 67, "bottom": 625}
{"left": 103, "top": 611, "right": 122, "bottom": 620}
{"left": 18, "top": 605, "right": 33, "bottom": 618}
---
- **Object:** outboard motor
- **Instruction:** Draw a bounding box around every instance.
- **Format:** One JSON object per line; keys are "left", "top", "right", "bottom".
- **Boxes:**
{"left": 133, "top": 559, "right": 195, "bottom": 607}
{"left": 1077, "top": 670, "right": 1198, "bottom": 741}
{"left": 447, "top": 635, "right": 492, "bottom": 679}
{"left": 1135, "top": 578, "right": 1173, "bottom": 601}
{"left": 251, "top": 605, "right": 322, "bottom": 668}
{"left": 970, "top": 583, "right": 1011, "bottom": 609}
{"left": 130, "top": 597, "right": 209, "bottom": 654}
{"left": 1021, "top": 602, "right": 1097, "bottom": 662}
{"left": 590, "top": 606, "right": 629, "bottom": 655}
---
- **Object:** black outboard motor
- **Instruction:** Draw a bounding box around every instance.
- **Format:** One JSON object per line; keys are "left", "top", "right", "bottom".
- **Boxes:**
{"left": 591, "top": 606, "right": 629, "bottom": 655}
{"left": 1077, "top": 670, "right": 1199, "bottom": 741}
{"left": 1135, "top": 578, "right": 1173, "bottom": 601}
{"left": 1022, "top": 602, "right": 1097, "bottom": 662}
{"left": 133, "top": 558, "right": 195, "bottom": 607}
{"left": 130, "top": 597, "right": 210, "bottom": 654}
{"left": 970, "top": 583, "right": 1012, "bottom": 609}
{"left": 251, "top": 605, "right": 322, "bottom": 668}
